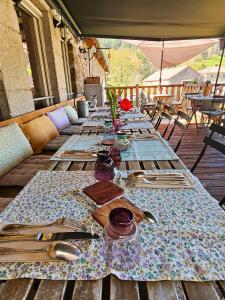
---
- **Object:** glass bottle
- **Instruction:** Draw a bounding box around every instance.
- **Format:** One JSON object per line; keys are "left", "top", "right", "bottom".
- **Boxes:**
{"left": 104, "top": 207, "right": 141, "bottom": 271}
{"left": 94, "top": 150, "right": 115, "bottom": 181}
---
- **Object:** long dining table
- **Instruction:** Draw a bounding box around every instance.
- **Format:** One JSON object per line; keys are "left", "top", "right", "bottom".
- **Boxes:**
{"left": 0, "top": 126, "right": 224, "bottom": 300}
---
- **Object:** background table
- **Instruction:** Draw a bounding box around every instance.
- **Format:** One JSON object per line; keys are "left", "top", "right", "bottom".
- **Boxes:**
{"left": 0, "top": 128, "right": 224, "bottom": 300}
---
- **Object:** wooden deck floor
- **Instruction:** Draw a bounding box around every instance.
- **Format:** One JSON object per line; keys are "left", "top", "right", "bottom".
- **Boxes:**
{"left": 158, "top": 123, "right": 225, "bottom": 202}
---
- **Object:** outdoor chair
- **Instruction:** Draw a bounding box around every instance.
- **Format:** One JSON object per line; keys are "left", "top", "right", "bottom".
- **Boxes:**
{"left": 167, "top": 110, "right": 191, "bottom": 152}
{"left": 145, "top": 100, "right": 164, "bottom": 122}
{"left": 219, "top": 196, "right": 225, "bottom": 207}
{"left": 140, "top": 92, "right": 155, "bottom": 116}
{"left": 201, "top": 109, "right": 225, "bottom": 126}
{"left": 169, "top": 94, "right": 185, "bottom": 112}
{"left": 191, "top": 123, "right": 225, "bottom": 173}
{"left": 154, "top": 104, "right": 175, "bottom": 137}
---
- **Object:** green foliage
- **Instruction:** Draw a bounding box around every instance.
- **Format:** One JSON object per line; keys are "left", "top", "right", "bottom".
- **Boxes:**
{"left": 101, "top": 39, "right": 154, "bottom": 86}
{"left": 101, "top": 38, "right": 224, "bottom": 86}
{"left": 106, "top": 89, "right": 117, "bottom": 120}
{"left": 189, "top": 54, "right": 225, "bottom": 71}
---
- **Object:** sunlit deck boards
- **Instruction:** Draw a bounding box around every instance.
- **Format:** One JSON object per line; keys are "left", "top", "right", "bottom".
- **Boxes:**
{"left": 160, "top": 124, "right": 225, "bottom": 202}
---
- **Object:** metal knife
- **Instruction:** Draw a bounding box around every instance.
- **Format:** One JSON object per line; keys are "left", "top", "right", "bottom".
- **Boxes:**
{"left": 53, "top": 232, "right": 99, "bottom": 240}
{"left": 0, "top": 232, "right": 100, "bottom": 242}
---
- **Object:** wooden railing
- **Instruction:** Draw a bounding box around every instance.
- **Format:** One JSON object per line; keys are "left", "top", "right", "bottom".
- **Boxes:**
{"left": 105, "top": 83, "right": 225, "bottom": 107}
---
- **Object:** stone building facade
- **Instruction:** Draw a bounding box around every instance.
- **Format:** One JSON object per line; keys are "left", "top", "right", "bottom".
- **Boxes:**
{"left": 0, "top": 0, "right": 108, "bottom": 120}
{"left": 143, "top": 66, "right": 204, "bottom": 85}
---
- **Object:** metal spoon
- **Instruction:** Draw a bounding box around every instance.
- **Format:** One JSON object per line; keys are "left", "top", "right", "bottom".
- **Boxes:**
{"left": 142, "top": 211, "right": 158, "bottom": 223}
{"left": 121, "top": 198, "right": 158, "bottom": 224}
{"left": 0, "top": 241, "right": 82, "bottom": 261}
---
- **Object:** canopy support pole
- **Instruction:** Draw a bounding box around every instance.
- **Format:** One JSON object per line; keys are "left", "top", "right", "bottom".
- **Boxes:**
{"left": 213, "top": 38, "right": 225, "bottom": 96}
{"left": 159, "top": 40, "right": 165, "bottom": 91}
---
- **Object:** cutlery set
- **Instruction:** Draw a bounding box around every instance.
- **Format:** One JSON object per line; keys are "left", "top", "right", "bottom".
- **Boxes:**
{"left": 58, "top": 150, "right": 97, "bottom": 159}
{"left": 116, "top": 170, "right": 193, "bottom": 188}
{"left": 0, "top": 218, "right": 99, "bottom": 261}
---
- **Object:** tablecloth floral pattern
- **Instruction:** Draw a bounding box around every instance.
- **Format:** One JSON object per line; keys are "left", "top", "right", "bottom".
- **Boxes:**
{"left": 0, "top": 170, "right": 224, "bottom": 281}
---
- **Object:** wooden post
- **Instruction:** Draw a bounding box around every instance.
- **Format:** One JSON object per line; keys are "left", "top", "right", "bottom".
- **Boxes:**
{"left": 136, "top": 84, "right": 140, "bottom": 107}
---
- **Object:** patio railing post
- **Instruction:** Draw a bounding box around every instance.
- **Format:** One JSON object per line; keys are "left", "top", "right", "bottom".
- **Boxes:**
{"left": 136, "top": 84, "right": 140, "bottom": 107}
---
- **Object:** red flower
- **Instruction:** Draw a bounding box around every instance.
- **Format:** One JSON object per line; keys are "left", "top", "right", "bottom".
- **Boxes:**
{"left": 120, "top": 98, "right": 133, "bottom": 111}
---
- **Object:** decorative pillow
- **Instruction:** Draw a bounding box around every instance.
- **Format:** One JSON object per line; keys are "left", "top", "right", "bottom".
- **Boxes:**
{"left": 64, "top": 105, "right": 78, "bottom": 123}
{"left": 21, "top": 115, "right": 59, "bottom": 154}
{"left": 0, "top": 123, "right": 33, "bottom": 177}
{"left": 47, "top": 107, "right": 70, "bottom": 130}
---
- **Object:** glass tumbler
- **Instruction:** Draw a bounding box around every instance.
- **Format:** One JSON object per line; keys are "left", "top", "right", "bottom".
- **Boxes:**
{"left": 103, "top": 207, "right": 141, "bottom": 271}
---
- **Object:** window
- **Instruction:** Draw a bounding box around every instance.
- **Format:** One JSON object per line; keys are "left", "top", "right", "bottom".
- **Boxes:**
{"left": 16, "top": 1, "right": 52, "bottom": 100}
{"left": 61, "top": 39, "right": 73, "bottom": 99}
{"left": 61, "top": 29, "right": 77, "bottom": 99}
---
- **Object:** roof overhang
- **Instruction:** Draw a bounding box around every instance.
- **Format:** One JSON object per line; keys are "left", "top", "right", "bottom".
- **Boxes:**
{"left": 52, "top": 0, "right": 225, "bottom": 41}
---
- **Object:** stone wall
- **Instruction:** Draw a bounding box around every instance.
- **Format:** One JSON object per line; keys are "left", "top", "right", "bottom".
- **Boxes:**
{"left": 0, "top": 0, "right": 107, "bottom": 119}
{"left": 0, "top": 0, "right": 34, "bottom": 119}
{"left": 169, "top": 67, "right": 204, "bottom": 84}
{"left": 73, "top": 43, "right": 106, "bottom": 93}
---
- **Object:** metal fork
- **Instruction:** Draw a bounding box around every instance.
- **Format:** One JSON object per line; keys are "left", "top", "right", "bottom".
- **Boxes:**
{"left": 1, "top": 218, "right": 87, "bottom": 233}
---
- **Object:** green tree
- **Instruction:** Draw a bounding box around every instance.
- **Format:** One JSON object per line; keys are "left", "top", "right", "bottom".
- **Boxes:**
{"left": 107, "top": 48, "right": 142, "bottom": 86}
{"left": 100, "top": 39, "right": 154, "bottom": 86}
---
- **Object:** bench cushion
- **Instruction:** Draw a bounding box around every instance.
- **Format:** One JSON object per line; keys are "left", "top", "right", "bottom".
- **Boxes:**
{"left": 0, "top": 197, "right": 13, "bottom": 212}
{"left": 21, "top": 115, "right": 59, "bottom": 154}
{"left": 71, "top": 118, "right": 88, "bottom": 125}
{"left": 0, "top": 155, "right": 51, "bottom": 187}
{"left": 59, "top": 125, "right": 80, "bottom": 135}
{"left": 47, "top": 107, "right": 70, "bottom": 130}
{"left": 43, "top": 135, "right": 70, "bottom": 151}
{"left": 64, "top": 105, "right": 78, "bottom": 123}
{"left": 0, "top": 123, "right": 33, "bottom": 177}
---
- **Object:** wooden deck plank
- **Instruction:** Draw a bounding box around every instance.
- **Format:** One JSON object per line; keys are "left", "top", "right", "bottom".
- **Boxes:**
{"left": 54, "top": 161, "right": 71, "bottom": 171}
{"left": 127, "top": 161, "right": 141, "bottom": 170}
{"left": 117, "top": 161, "right": 127, "bottom": 170}
{"left": 158, "top": 125, "right": 225, "bottom": 201}
{"left": 34, "top": 280, "right": 67, "bottom": 300}
{"left": 142, "top": 161, "right": 156, "bottom": 170}
{"left": 146, "top": 281, "right": 178, "bottom": 300}
{"left": 218, "top": 281, "right": 225, "bottom": 296}
{"left": 72, "top": 280, "right": 102, "bottom": 300}
{"left": 170, "top": 160, "right": 186, "bottom": 169}
{"left": 0, "top": 279, "right": 33, "bottom": 300}
{"left": 110, "top": 275, "right": 140, "bottom": 300}
{"left": 183, "top": 282, "right": 219, "bottom": 300}
{"left": 156, "top": 161, "right": 172, "bottom": 169}
{"left": 84, "top": 161, "right": 96, "bottom": 171}
{"left": 70, "top": 162, "right": 86, "bottom": 171}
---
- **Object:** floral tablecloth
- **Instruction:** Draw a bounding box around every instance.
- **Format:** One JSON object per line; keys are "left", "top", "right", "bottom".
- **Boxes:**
{"left": 0, "top": 170, "right": 224, "bottom": 281}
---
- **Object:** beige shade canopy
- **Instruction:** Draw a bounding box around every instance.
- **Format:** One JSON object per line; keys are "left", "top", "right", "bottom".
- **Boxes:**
{"left": 54, "top": 0, "right": 225, "bottom": 40}
{"left": 125, "top": 39, "right": 218, "bottom": 68}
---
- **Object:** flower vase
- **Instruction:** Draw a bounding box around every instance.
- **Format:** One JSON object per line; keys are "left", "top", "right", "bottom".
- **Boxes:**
{"left": 112, "top": 118, "right": 121, "bottom": 133}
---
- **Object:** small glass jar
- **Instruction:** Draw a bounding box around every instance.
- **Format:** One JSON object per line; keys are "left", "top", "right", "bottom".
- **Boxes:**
{"left": 115, "top": 133, "right": 130, "bottom": 151}
{"left": 102, "top": 120, "right": 116, "bottom": 146}
{"left": 94, "top": 150, "right": 115, "bottom": 181}
{"left": 104, "top": 207, "right": 141, "bottom": 271}
{"left": 109, "top": 144, "right": 121, "bottom": 167}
